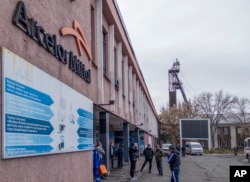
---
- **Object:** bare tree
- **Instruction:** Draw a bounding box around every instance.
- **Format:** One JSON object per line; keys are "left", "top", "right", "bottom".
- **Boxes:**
{"left": 193, "top": 90, "right": 237, "bottom": 147}
{"left": 230, "top": 97, "right": 250, "bottom": 138}
{"left": 159, "top": 101, "right": 197, "bottom": 144}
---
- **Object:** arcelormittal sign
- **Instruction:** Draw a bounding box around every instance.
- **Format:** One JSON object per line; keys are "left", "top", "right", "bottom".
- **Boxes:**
{"left": 12, "top": 1, "right": 92, "bottom": 83}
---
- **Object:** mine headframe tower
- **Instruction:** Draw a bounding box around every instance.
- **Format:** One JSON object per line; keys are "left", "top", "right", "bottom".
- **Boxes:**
{"left": 168, "top": 59, "right": 188, "bottom": 107}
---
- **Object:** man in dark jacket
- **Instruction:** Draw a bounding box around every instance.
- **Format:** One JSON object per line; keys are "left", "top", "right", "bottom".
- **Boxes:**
{"left": 93, "top": 148, "right": 101, "bottom": 182}
{"left": 168, "top": 145, "right": 181, "bottom": 182}
{"left": 116, "top": 144, "right": 124, "bottom": 168}
{"left": 129, "top": 143, "right": 139, "bottom": 181}
{"left": 155, "top": 144, "right": 164, "bottom": 176}
{"left": 109, "top": 141, "right": 115, "bottom": 168}
{"left": 140, "top": 144, "right": 154, "bottom": 173}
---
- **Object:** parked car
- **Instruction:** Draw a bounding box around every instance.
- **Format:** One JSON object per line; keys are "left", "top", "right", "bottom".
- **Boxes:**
{"left": 162, "top": 143, "right": 172, "bottom": 152}
{"left": 185, "top": 142, "right": 203, "bottom": 155}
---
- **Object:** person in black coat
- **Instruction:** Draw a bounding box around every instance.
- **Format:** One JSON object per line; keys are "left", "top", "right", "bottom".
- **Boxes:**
{"left": 168, "top": 145, "right": 181, "bottom": 182}
{"left": 116, "top": 144, "right": 124, "bottom": 168}
{"left": 109, "top": 141, "right": 115, "bottom": 168}
{"left": 129, "top": 143, "right": 139, "bottom": 180}
{"left": 181, "top": 145, "right": 186, "bottom": 157}
{"left": 140, "top": 144, "right": 155, "bottom": 173}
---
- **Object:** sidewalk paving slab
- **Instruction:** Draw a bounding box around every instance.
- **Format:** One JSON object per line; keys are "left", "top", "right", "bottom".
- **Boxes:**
{"left": 103, "top": 157, "right": 171, "bottom": 182}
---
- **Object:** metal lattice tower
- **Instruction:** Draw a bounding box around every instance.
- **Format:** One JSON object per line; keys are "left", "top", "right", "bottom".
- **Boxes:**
{"left": 168, "top": 59, "right": 188, "bottom": 107}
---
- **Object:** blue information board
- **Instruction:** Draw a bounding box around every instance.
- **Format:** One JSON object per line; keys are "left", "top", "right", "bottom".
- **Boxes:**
{"left": 2, "top": 47, "right": 94, "bottom": 158}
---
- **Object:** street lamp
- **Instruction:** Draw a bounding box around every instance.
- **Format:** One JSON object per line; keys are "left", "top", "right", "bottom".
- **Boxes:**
{"left": 135, "top": 123, "right": 143, "bottom": 126}
{"left": 98, "top": 100, "right": 115, "bottom": 106}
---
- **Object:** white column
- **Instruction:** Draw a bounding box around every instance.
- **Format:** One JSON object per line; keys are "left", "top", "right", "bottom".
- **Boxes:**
{"left": 230, "top": 125, "right": 237, "bottom": 148}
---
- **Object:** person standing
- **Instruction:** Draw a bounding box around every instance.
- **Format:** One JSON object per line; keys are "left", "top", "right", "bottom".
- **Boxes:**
{"left": 93, "top": 148, "right": 101, "bottom": 182}
{"left": 134, "top": 143, "right": 139, "bottom": 172}
{"left": 109, "top": 141, "right": 115, "bottom": 168}
{"left": 155, "top": 144, "right": 164, "bottom": 176}
{"left": 176, "top": 144, "right": 180, "bottom": 152}
{"left": 168, "top": 145, "right": 181, "bottom": 182}
{"left": 181, "top": 145, "right": 186, "bottom": 157}
{"left": 95, "top": 142, "right": 106, "bottom": 179}
{"left": 140, "top": 144, "right": 154, "bottom": 173}
{"left": 129, "top": 143, "right": 139, "bottom": 181}
{"left": 95, "top": 142, "right": 105, "bottom": 164}
{"left": 116, "top": 144, "right": 124, "bottom": 168}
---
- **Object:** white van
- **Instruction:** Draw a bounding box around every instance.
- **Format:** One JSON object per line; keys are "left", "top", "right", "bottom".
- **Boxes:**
{"left": 244, "top": 137, "right": 250, "bottom": 163}
{"left": 185, "top": 142, "right": 203, "bottom": 155}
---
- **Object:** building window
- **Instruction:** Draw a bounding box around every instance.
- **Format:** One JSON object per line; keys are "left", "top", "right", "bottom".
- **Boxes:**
{"left": 114, "top": 47, "right": 117, "bottom": 78}
{"left": 217, "top": 128, "right": 221, "bottom": 135}
{"left": 224, "top": 127, "right": 229, "bottom": 135}
{"left": 238, "top": 139, "right": 244, "bottom": 147}
{"left": 218, "top": 139, "right": 221, "bottom": 147}
{"left": 114, "top": 47, "right": 119, "bottom": 90}
{"left": 91, "top": 5, "right": 95, "bottom": 63}
{"left": 122, "top": 59, "right": 125, "bottom": 95}
{"left": 102, "top": 30, "right": 107, "bottom": 75}
{"left": 225, "top": 140, "right": 229, "bottom": 147}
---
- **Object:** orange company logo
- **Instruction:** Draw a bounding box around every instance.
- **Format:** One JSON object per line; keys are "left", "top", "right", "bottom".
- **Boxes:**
{"left": 60, "top": 20, "right": 92, "bottom": 60}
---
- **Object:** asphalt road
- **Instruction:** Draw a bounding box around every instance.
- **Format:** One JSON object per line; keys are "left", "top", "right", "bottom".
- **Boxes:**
{"left": 138, "top": 154, "right": 249, "bottom": 182}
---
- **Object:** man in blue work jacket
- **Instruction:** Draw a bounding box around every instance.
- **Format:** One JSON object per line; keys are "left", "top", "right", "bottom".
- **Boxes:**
{"left": 167, "top": 145, "right": 181, "bottom": 182}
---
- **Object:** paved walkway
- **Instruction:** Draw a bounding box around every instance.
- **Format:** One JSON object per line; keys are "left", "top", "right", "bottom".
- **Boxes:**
{"left": 103, "top": 157, "right": 172, "bottom": 182}
{"left": 99, "top": 154, "right": 247, "bottom": 182}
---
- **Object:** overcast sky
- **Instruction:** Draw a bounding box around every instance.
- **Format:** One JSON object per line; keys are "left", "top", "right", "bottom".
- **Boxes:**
{"left": 116, "top": 0, "right": 250, "bottom": 113}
